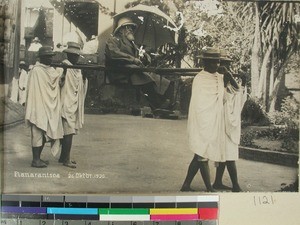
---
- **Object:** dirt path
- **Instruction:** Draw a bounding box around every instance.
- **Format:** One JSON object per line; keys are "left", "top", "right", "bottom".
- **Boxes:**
{"left": 2, "top": 114, "right": 298, "bottom": 194}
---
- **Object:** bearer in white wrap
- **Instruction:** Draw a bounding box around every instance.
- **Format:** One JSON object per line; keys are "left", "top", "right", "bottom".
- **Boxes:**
{"left": 25, "top": 46, "right": 63, "bottom": 168}
{"left": 181, "top": 47, "right": 242, "bottom": 192}
{"left": 212, "top": 50, "right": 247, "bottom": 192}
{"left": 58, "top": 42, "right": 88, "bottom": 168}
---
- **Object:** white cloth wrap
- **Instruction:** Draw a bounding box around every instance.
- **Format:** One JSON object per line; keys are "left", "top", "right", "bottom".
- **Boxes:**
{"left": 187, "top": 70, "right": 226, "bottom": 162}
{"left": 25, "top": 63, "right": 63, "bottom": 140}
{"left": 59, "top": 60, "right": 88, "bottom": 135}
{"left": 224, "top": 85, "right": 247, "bottom": 160}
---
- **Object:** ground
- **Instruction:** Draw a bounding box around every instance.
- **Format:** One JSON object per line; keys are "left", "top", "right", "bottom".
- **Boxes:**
{"left": 2, "top": 114, "right": 297, "bottom": 194}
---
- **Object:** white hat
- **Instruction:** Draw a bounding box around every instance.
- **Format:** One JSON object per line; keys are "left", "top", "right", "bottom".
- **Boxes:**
{"left": 114, "top": 17, "right": 137, "bottom": 35}
{"left": 33, "top": 37, "right": 40, "bottom": 42}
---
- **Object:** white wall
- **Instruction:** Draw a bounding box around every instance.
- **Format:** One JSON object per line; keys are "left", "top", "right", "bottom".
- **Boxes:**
{"left": 21, "top": 0, "right": 53, "bottom": 45}
{"left": 20, "top": 0, "right": 132, "bottom": 60}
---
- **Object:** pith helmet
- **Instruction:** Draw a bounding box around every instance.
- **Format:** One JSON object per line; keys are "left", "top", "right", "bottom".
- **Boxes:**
{"left": 114, "top": 17, "right": 137, "bottom": 35}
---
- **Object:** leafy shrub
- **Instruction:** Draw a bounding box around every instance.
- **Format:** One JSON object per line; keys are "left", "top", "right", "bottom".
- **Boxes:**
{"left": 241, "top": 96, "right": 299, "bottom": 152}
{"left": 240, "top": 128, "right": 260, "bottom": 148}
{"left": 241, "top": 126, "right": 299, "bottom": 153}
{"left": 267, "top": 96, "right": 299, "bottom": 153}
{"left": 241, "top": 97, "right": 270, "bottom": 126}
{"left": 268, "top": 96, "right": 299, "bottom": 130}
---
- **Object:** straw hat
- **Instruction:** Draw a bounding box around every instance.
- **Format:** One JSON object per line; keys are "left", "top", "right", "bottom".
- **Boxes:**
{"left": 63, "top": 42, "right": 82, "bottom": 55}
{"left": 38, "top": 46, "right": 55, "bottom": 57}
{"left": 20, "top": 60, "right": 26, "bottom": 65}
{"left": 197, "top": 47, "right": 221, "bottom": 60}
{"left": 114, "top": 17, "right": 137, "bottom": 35}
{"left": 33, "top": 37, "right": 40, "bottom": 42}
{"left": 220, "top": 49, "right": 232, "bottom": 62}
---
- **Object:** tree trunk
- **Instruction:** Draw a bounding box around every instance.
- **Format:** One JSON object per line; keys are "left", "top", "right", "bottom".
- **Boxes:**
{"left": 268, "top": 52, "right": 294, "bottom": 112}
{"left": 268, "top": 71, "right": 284, "bottom": 113}
{"left": 251, "top": 3, "right": 261, "bottom": 97}
{"left": 268, "top": 52, "right": 275, "bottom": 112}
{"left": 257, "top": 44, "right": 272, "bottom": 103}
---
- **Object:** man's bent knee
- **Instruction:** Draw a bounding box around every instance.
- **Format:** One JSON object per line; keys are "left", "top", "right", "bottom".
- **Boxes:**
{"left": 194, "top": 154, "right": 208, "bottom": 162}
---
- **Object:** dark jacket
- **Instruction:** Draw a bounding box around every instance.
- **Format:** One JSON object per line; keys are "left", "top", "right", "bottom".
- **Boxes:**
{"left": 105, "top": 35, "right": 170, "bottom": 95}
{"left": 105, "top": 34, "right": 151, "bottom": 84}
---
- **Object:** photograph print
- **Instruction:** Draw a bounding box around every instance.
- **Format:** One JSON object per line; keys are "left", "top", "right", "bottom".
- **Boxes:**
{"left": 1, "top": 0, "right": 299, "bottom": 195}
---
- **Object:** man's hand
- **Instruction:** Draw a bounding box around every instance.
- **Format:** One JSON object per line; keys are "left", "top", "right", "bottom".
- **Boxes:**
{"left": 133, "top": 58, "right": 143, "bottom": 66}
{"left": 223, "top": 70, "right": 235, "bottom": 81}
{"left": 219, "top": 66, "right": 231, "bottom": 86}
{"left": 239, "top": 72, "right": 247, "bottom": 86}
{"left": 219, "top": 66, "right": 239, "bottom": 89}
{"left": 218, "top": 66, "right": 230, "bottom": 75}
{"left": 144, "top": 53, "right": 152, "bottom": 64}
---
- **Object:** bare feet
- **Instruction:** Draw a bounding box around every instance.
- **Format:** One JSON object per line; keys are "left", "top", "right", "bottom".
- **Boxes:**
{"left": 207, "top": 187, "right": 217, "bottom": 192}
{"left": 63, "top": 161, "right": 77, "bottom": 168}
{"left": 59, "top": 159, "right": 76, "bottom": 164}
{"left": 31, "top": 160, "right": 47, "bottom": 168}
{"left": 232, "top": 185, "right": 243, "bottom": 192}
{"left": 180, "top": 185, "right": 196, "bottom": 192}
{"left": 231, "top": 184, "right": 243, "bottom": 192}
{"left": 41, "top": 159, "right": 49, "bottom": 165}
{"left": 212, "top": 183, "right": 232, "bottom": 190}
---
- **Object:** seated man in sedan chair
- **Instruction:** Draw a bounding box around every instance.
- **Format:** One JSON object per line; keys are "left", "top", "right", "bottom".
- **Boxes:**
{"left": 105, "top": 17, "right": 175, "bottom": 112}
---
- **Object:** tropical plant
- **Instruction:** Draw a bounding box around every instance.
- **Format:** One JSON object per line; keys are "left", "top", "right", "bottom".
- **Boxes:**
{"left": 250, "top": 2, "right": 299, "bottom": 112}
{"left": 182, "top": 1, "right": 299, "bottom": 112}
{"left": 124, "top": 0, "right": 299, "bottom": 114}
{"left": 182, "top": 1, "right": 255, "bottom": 70}
{"left": 268, "top": 96, "right": 299, "bottom": 131}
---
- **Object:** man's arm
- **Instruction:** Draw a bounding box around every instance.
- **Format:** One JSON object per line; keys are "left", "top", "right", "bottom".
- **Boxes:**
{"left": 105, "top": 37, "right": 142, "bottom": 65}
{"left": 220, "top": 66, "right": 239, "bottom": 90}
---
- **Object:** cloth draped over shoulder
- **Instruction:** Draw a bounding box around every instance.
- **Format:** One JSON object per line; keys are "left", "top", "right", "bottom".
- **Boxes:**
{"left": 224, "top": 84, "right": 247, "bottom": 160}
{"left": 187, "top": 70, "right": 226, "bottom": 162}
{"left": 188, "top": 69, "right": 247, "bottom": 162}
{"left": 59, "top": 59, "right": 88, "bottom": 134}
{"left": 105, "top": 35, "right": 169, "bottom": 95}
{"left": 25, "top": 63, "right": 63, "bottom": 140}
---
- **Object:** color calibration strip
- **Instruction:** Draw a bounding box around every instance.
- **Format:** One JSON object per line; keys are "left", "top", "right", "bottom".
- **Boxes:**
{"left": 1, "top": 195, "right": 219, "bottom": 224}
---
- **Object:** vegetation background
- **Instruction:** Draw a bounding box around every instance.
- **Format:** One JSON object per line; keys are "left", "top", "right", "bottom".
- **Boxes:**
{"left": 93, "top": 0, "right": 299, "bottom": 153}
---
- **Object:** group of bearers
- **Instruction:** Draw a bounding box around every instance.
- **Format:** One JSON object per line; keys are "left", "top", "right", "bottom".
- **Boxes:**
{"left": 106, "top": 17, "right": 247, "bottom": 192}
{"left": 25, "top": 16, "right": 175, "bottom": 170}
{"left": 25, "top": 16, "right": 246, "bottom": 193}
{"left": 25, "top": 42, "right": 87, "bottom": 169}
{"left": 181, "top": 47, "right": 247, "bottom": 192}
